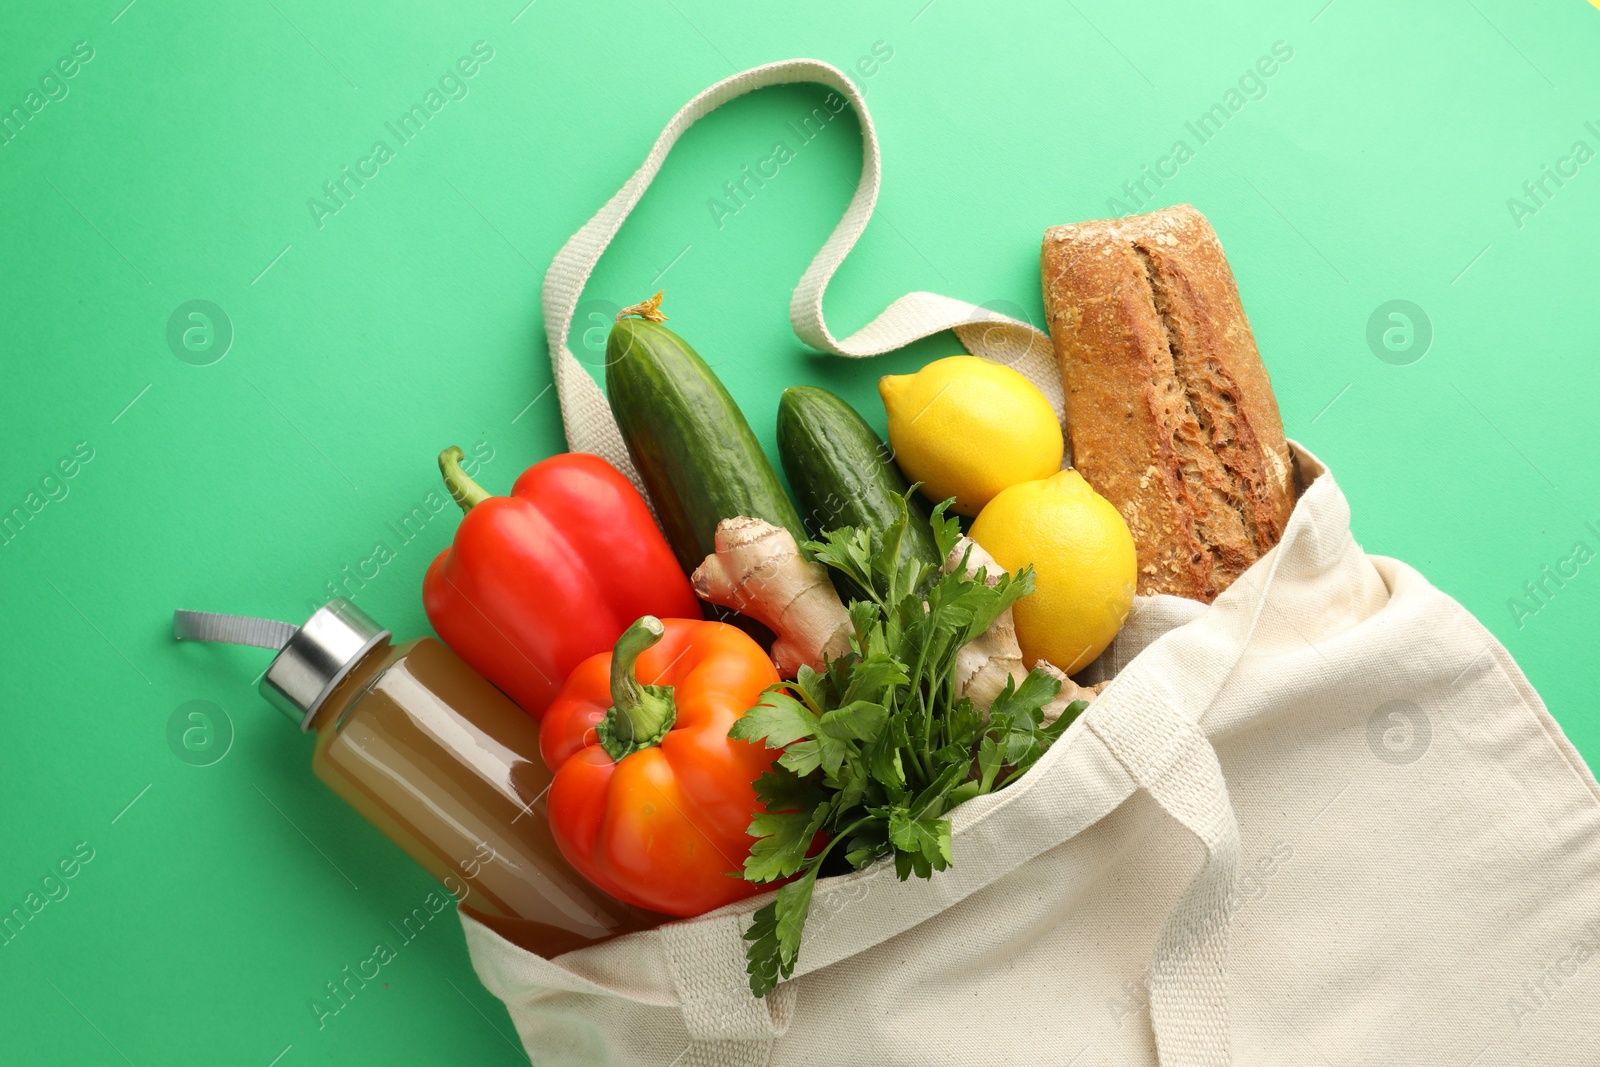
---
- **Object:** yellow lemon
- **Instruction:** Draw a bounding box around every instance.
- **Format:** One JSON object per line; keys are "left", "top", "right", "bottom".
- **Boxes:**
{"left": 969, "top": 470, "right": 1136, "bottom": 674}
{"left": 879, "top": 355, "right": 1063, "bottom": 517}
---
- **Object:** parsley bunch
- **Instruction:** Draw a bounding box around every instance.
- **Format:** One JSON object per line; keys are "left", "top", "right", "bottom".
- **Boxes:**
{"left": 730, "top": 497, "right": 1086, "bottom": 997}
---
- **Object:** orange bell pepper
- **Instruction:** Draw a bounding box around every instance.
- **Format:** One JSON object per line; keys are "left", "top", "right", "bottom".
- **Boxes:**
{"left": 540, "top": 616, "right": 781, "bottom": 917}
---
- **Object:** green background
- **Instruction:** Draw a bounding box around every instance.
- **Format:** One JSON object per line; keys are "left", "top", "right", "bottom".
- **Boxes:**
{"left": 3, "top": 0, "right": 1597, "bottom": 1062}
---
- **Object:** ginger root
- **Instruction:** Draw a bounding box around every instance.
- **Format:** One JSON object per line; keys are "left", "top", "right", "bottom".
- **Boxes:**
{"left": 948, "top": 537, "right": 1026, "bottom": 710}
{"left": 1034, "top": 662, "right": 1108, "bottom": 726}
{"left": 691, "top": 517, "right": 851, "bottom": 678}
{"left": 948, "top": 536, "right": 1105, "bottom": 721}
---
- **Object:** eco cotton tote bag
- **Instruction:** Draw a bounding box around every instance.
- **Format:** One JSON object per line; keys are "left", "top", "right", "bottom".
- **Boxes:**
{"left": 458, "top": 59, "right": 1600, "bottom": 1066}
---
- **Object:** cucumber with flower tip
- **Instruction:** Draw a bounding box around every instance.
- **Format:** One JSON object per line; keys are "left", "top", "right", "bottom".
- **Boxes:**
{"left": 776, "top": 385, "right": 942, "bottom": 582}
{"left": 605, "top": 294, "right": 805, "bottom": 575}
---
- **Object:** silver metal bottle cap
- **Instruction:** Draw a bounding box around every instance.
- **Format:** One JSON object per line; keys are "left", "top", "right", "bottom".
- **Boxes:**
{"left": 173, "top": 599, "right": 391, "bottom": 731}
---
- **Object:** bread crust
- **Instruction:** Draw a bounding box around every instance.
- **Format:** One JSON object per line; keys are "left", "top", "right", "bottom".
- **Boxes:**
{"left": 1041, "top": 204, "right": 1293, "bottom": 602}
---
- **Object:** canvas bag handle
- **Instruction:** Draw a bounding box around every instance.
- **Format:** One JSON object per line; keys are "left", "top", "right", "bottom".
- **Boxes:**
{"left": 539, "top": 57, "right": 1240, "bottom": 1067}
{"left": 540, "top": 57, "right": 1061, "bottom": 495}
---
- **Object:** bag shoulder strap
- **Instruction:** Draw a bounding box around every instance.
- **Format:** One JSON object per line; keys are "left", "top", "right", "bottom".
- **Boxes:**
{"left": 540, "top": 57, "right": 1059, "bottom": 492}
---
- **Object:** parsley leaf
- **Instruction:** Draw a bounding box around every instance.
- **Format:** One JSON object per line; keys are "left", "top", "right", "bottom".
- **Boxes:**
{"left": 729, "top": 691, "right": 819, "bottom": 748}
{"left": 743, "top": 866, "right": 821, "bottom": 997}
{"left": 818, "top": 700, "right": 889, "bottom": 742}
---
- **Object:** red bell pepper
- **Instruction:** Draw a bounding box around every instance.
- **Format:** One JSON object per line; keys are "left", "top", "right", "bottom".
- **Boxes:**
{"left": 424, "top": 447, "right": 701, "bottom": 719}
{"left": 540, "top": 615, "right": 782, "bottom": 917}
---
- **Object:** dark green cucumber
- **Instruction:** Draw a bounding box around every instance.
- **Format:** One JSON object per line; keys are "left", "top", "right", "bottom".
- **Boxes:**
{"left": 605, "top": 312, "right": 804, "bottom": 575}
{"left": 776, "top": 385, "right": 941, "bottom": 575}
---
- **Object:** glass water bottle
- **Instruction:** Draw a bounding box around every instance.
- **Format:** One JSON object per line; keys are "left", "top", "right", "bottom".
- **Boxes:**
{"left": 173, "top": 599, "right": 664, "bottom": 955}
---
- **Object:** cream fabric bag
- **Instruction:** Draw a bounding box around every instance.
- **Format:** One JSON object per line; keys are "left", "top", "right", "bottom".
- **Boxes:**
{"left": 461, "top": 60, "right": 1600, "bottom": 1066}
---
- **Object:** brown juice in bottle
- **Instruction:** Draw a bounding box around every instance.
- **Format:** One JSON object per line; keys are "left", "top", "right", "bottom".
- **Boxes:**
{"left": 173, "top": 600, "right": 664, "bottom": 956}
{"left": 310, "top": 635, "right": 664, "bottom": 955}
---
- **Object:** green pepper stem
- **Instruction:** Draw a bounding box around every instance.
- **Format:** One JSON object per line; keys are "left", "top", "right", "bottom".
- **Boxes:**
{"left": 438, "top": 446, "right": 491, "bottom": 515}
{"left": 598, "top": 616, "right": 678, "bottom": 762}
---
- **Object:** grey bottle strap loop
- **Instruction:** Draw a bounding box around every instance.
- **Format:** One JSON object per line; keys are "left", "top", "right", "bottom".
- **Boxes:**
{"left": 173, "top": 610, "right": 299, "bottom": 651}
{"left": 174, "top": 599, "right": 388, "bottom": 730}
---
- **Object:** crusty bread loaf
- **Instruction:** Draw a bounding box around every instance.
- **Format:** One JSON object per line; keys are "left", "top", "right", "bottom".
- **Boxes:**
{"left": 1041, "top": 204, "right": 1294, "bottom": 603}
